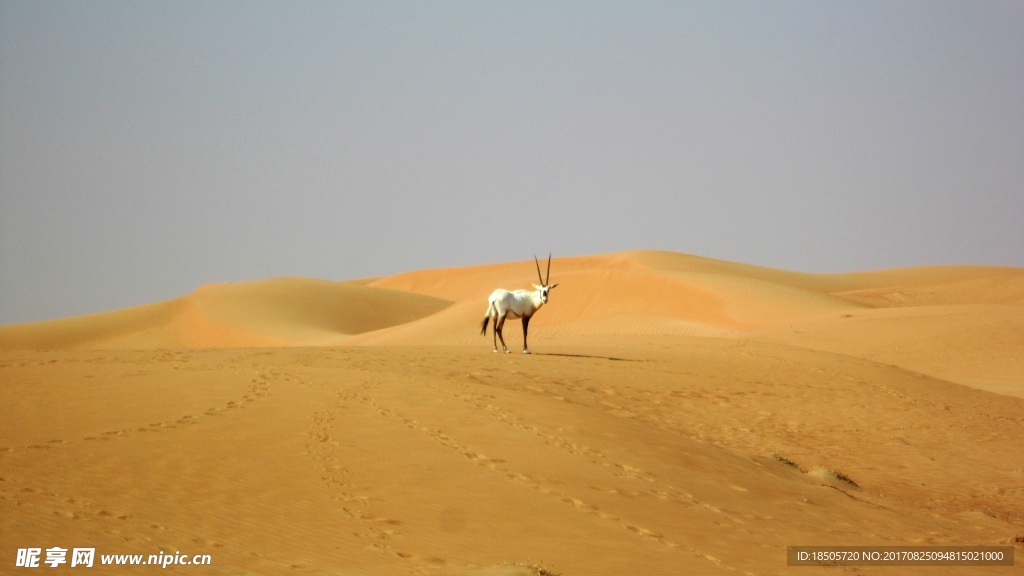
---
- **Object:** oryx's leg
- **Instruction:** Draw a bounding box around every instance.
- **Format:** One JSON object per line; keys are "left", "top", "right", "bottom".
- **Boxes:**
{"left": 495, "top": 314, "right": 510, "bottom": 353}
{"left": 491, "top": 312, "right": 499, "bottom": 352}
{"left": 522, "top": 315, "right": 531, "bottom": 354}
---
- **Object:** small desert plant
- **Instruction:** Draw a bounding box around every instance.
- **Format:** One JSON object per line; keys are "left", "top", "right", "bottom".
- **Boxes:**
{"left": 829, "top": 468, "right": 860, "bottom": 489}
{"left": 770, "top": 453, "right": 861, "bottom": 490}
{"left": 504, "top": 561, "right": 561, "bottom": 576}
{"left": 769, "top": 452, "right": 805, "bottom": 471}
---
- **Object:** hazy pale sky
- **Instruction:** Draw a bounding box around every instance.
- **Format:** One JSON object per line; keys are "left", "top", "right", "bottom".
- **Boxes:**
{"left": 2, "top": 1, "right": 1022, "bottom": 324}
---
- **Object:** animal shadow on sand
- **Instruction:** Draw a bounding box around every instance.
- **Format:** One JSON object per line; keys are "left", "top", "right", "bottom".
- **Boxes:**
{"left": 535, "top": 352, "right": 647, "bottom": 362}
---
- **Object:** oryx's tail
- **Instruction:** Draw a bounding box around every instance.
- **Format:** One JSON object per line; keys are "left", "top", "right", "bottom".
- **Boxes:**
{"left": 481, "top": 301, "right": 496, "bottom": 335}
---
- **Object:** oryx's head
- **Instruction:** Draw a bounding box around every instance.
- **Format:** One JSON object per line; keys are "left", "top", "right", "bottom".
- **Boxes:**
{"left": 532, "top": 253, "right": 558, "bottom": 304}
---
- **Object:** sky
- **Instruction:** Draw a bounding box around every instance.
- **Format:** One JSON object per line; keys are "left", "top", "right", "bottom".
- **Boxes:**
{"left": 2, "top": 1, "right": 1022, "bottom": 324}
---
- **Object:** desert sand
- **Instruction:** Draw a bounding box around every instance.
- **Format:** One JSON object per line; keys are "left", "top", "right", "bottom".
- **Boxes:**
{"left": 1, "top": 250, "right": 1022, "bottom": 575}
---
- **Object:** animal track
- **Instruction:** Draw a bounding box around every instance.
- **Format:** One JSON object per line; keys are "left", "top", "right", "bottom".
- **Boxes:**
{"left": 1, "top": 361, "right": 278, "bottom": 453}
{"left": 347, "top": 384, "right": 686, "bottom": 551}
{"left": 0, "top": 470, "right": 224, "bottom": 552}
{"left": 299, "top": 379, "right": 417, "bottom": 560}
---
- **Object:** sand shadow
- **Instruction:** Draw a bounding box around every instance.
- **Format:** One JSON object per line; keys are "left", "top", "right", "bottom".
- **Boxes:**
{"left": 536, "top": 352, "right": 647, "bottom": 362}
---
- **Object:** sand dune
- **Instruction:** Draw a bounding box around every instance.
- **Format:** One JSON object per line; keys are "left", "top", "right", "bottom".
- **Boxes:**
{"left": 4, "top": 251, "right": 1021, "bottom": 353}
{"left": 0, "top": 278, "right": 451, "bottom": 350}
{"left": 2, "top": 251, "right": 1022, "bottom": 575}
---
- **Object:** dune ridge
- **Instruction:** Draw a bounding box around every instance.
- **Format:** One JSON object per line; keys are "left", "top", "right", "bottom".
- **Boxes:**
{"left": 6, "top": 250, "right": 1019, "bottom": 348}
{"left": 4, "top": 249, "right": 1019, "bottom": 397}
{"left": 0, "top": 277, "right": 451, "bottom": 350}
{"left": 3, "top": 251, "right": 1021, "bottom": 396}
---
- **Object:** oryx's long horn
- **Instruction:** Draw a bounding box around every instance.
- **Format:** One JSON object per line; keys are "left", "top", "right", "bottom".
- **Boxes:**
{"left": 546, "top": 253, "right": 552, "bottom": 285}
{"left": 534, "top": 254, "right": 544, "bottom": 285}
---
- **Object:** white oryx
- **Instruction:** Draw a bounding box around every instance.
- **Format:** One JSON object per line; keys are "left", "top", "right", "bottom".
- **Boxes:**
{"left": 480, "top": 254, "right": 558, "bottom": 354}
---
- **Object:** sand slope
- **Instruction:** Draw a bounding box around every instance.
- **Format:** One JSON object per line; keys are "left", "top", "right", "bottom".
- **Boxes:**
{"left": 0, "top": 278, "right": 451, "bottom": 349}
{"left": 4, "top": 251, "right": 1021, "bottom": 356}
{"left": 2, "top": 251, "right": 1022, "bottom": 575}
{"left": 353, "top": 251, "right": 852, "bottom": 345}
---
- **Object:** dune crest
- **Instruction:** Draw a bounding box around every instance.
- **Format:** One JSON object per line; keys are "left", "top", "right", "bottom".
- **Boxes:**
{"left": 0, "top": 277, "right": 450, "bottom": 350}
{"left": 2, "top": 251, "right": 1022, "bottom": 390}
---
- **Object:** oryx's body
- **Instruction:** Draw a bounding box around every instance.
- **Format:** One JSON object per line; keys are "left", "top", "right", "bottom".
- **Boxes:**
{"left": 480, "top": 254, "right": 557, "bottom": 354}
